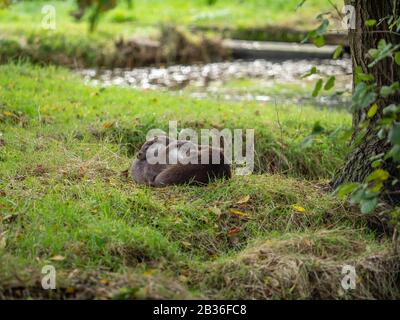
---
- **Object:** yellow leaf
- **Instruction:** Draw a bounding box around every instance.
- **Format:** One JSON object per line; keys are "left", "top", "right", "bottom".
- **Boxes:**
{"left": 182, "top": 241, "right": 192, "bottom": 247}
{"left": 143, "top": 269, "right": 155, "bottom": 277}
{"left": 102, "top": 122, "right": 115, "bottom": 129}
{"left": 236, "top": 195, "right": 250, "bottom": 204}
{"left": 229, "top": 209, "right": 250, "bottom": 219}
{"left": 3, "top": 111, "right": 13, "bottom": 117}
{"left": 50, "top": 255, "right": 65, "bottom": 261}
{"left": 174, "top": 218, "right": 182, "bottom": 224}
{"left": 292, "top": 204, "right": 306, "bottom": 213}
{"left": 367, "top": 103, "right": 378, "bottom": 118}
{"left": 65, "top": 287, "right": 75, "bottom": 294}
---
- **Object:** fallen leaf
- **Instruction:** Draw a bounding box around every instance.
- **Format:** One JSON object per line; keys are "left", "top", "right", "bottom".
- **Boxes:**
{"left": 182, "top": 241, "right": 192, "bottom": 247}
{"left": 68, "top": 269, "right": 79, "bottom": 279}
{"left": 210, "top": 206, "right": 222, "bottom": 217}
{"left": 50, "top": 255, "right": 65, "bottom": 261}
{"left": 229, "top": 209, "right": 250, "bottom": 219}
{"left": 292, "top": 204, "right": 306, "bottom": 213}
{"left": 65, "top": 287, "right": 75, "bottom": 294}
{"left": 174, "top": 218, "right": 182, "bottom": 224}
{"left": 143, "top": 269, "right": 155, "bottom": 277}
{"left": 102, "top": 121, "right": 115, "bottom": 129}
{"left": 236, "top": 195, "right": 250, "bottom": 204}
{"left": 227, "top": 227, "right": 241, "bottom": 237}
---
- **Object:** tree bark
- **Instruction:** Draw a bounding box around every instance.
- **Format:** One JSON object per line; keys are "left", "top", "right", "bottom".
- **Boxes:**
{"left": 331, "top": 0, "right": 400, "bottom": 204}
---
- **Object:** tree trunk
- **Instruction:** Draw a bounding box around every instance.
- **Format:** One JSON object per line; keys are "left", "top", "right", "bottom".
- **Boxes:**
{"left": 331, "top": 0, "right": 400, "bottom": 204}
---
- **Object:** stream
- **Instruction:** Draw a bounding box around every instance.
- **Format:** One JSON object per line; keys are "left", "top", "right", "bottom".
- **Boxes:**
{"left": 80, "top": 58, "right": 353, "bottom": 108}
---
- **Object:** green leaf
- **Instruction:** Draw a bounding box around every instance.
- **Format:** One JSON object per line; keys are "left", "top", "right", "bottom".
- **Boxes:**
{"left": 368, "top": 40, "right": 400, "bottom": 67}
{"left": 360, "top": 197, "right": 378, "bottom": 214}
{"left": 324, "top": 76, "right": 335, "bottom": 91}
{"left": 367, "top": 103, "right": 378, "bottom": 118}
{"left": 313, "top": 35, "right": 326, "bottom": 48}
{"left": 305, "top": 19, "right": 329, "bottom": 47}
{"left": 380, "top": 82, "right": 399, "bottom": 98}
{"left": 354, "top": 67, "right": 374, "bottom": 84}
{"left": 351, "top": 188, "right": 365, "bottom": 204}
{"left": 352, "top": 82, "right": 377, "bottom": 111}
{"left": 315, "top": 19, "right": 329, "bottom": 35}
{"left": 370, "top": 182, "right": 383, "bottom": 193}
{"left": 389, "top": 123, "right": 400, "bottom": 145}
{"left": 366, "top": 169, "right": 390, "bottom": 182}
{"left": 383, "top": 104, "right": 400, "bottom": 115}
{"left": 388, "top": 145, "right": 400, "bottom": 161}
{"left": 371, "top": 160, "right": 382, "bottom": 168}
{"left": 333, "top": 46, "right": 343, "bottom": 60}
{"left": 380, "top": 86, "right": 392, "bottom": 97}
{"left": 301, "top": 66, "right": 317, "bottom": 79}
{"left": 312, "top": 79, "right": 323, "bottom": 97}
{"left": 365, "top": 19, "right": 377, "bottom": 27}
{"left": 395, "top": 52, "right": 400, "bottom": 65}
{"left": 336, "top": 183, "right": 360, "bottom": 199}
{"left": 295, "top": 0, "right": 307, "bottom": 11}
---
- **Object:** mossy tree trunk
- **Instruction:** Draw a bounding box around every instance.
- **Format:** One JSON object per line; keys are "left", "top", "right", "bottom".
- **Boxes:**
{"left": 331, "top": 0, "right": 400, "bottom": 204}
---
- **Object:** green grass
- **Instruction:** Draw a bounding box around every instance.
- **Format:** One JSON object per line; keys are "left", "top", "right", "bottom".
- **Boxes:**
{"left": 1, "top": 0, "right": 341, "bottom": 34}
{"left": 0, "top": 0, "right": 343, "bottom": 67}
{"left": 0, "top": 63, "right": 399, "bottom": 299}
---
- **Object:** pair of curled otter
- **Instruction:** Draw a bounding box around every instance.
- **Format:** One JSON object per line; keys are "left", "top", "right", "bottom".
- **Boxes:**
{"left": 131, "top": 136, "right": 231, "bottom": 187}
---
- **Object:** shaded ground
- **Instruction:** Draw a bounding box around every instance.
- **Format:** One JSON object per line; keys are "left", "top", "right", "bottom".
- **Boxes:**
{"left": 0, "top": 64, "right": 399, "bottom": 299}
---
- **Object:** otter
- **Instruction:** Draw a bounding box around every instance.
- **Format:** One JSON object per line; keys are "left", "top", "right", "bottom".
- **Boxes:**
{"left": 131, "top": 136, "right": 231, "bottom": 187}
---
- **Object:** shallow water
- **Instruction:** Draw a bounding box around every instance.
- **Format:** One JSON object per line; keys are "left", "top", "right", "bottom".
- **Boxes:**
{"left": 80, "top": 58, "right": 353, "bottom": 108}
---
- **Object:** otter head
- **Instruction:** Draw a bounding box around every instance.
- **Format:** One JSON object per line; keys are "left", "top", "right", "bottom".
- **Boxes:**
{"left": 137, "top": 135, "right": 171, "bottom": 160}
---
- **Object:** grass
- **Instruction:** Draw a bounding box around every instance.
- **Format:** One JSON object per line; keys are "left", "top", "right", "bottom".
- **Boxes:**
{"left": 1, "top": 0, "right": 341, "bottom": 34}
{"left": 0, "top": 63, "right": 399, "bottom": 299}
{"left": 0, "top": 0, "right": 343, "bottom": 67}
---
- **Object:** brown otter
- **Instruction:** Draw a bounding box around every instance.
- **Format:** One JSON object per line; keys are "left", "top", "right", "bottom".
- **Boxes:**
{"left": 131, "top": 136, "right": 231, "bottom": 187}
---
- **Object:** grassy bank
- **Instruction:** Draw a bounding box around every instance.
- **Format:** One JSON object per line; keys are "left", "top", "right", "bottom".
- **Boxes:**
{"left": 0, "top": 0, "right": 343, "bottom": 67}
{"left": 1, "top": 0, "right": 341, "bottom": 33}
{"left": 1, "top": 63, "right": 399, "bottom": 299}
